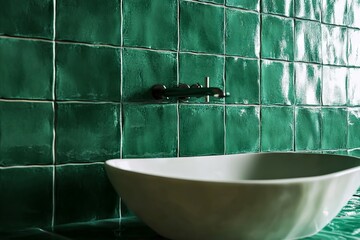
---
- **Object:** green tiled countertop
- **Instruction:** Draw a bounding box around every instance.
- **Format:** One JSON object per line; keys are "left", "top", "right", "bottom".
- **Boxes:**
{"left": 2, "top": 191, "right": 359, "bottom": 240}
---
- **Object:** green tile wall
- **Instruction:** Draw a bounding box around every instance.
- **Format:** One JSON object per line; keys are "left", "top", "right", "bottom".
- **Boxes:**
{"left": 0, "top": 0, "right": 360, "bottom": 231}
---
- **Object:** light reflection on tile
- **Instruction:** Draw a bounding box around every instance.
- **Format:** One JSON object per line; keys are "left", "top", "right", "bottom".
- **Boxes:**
{"left": 322, "top": 25, "right": 347, "bottom": 65}
{"left": 348, "top": 68, "right": 360, "bottom": 106}
{"left": 295, "top": 63, "right": 321, "bottom": 105}
{"left": 348, "top": 29, "right": 360, "bottom": 67}
{"left": 322, "top": 66, "right": 347, "bottom": 106}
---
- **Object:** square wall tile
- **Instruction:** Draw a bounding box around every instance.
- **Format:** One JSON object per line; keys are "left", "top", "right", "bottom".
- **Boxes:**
{"left": 322, "top": 66, "right": 347, "bottom": 106}
{"left": 56, "top": 43, "right": 121, "bottom": 101}
{"left": 347, "top": 0, "right": 360, "bottom": 28}
{"left": 122, "top": 104, "right": 178, "bottom": 158}
{"left": 261, "top": 60, "right": 294, "bottom": 105}
{"left": 295, "top": 0, "right": 321, "bottom": 21}
{"left": 348, "top": 29, "right": 360, "bottom": 67}
{"left": 322, "top": 0, "right": 348, "bottom": 25}
{"left": 55, "top": 164, "right": 119, "bottom": 225}
{"left": 348, "top": 108, "right": 360, "bottom": 148}
{"left": 179, "top": 105, "right": 224, "bottom": 156}
{"left": 295, "top": 20, "right": 322, "bottom": 63}
{"left": 180, "top": 1, "right": 224, "bottom": 54}
{"left": 56, "top": 103, "right": 120, "bottom": 164}
{"left": 226, "top": 106, "right": 260, "bottom": 153}
{"left": 321, "top": 108, "right": 347, "bottom": 150}
{"left": 0, "top": 167, "right": 53, "bottom": 231}
{"left": 226, "top": 0, "right": 259, "bottom": 11}
{"left": 225, "top": 57, "right": 260, "bottom": 104}
{"left": 322, "top": 25, "right": 347, "bottom": 65}
{"left": 0, "top": 0, "right": 53, "bottom": 39}
{"left": 179, "top": 53, "right": 224, "bottom": 103}
{"left": 226, "top": 9, "right": 260, "bottom": 58}
{"left": 262, "top": 0, "right": 293, "bottom": 17}
{"left": 0, "top": 38, "right": 53, "bottom": 100}
{"left": 261, "top": 15, "right": 294, "bottom": 61}
{"left": 348, "top": 68, "right": 360, "bottom": 106}
{"left": 56, "top": 0, "right": 121, "bottom": 45}
{"left": 122, "top": 49, "right": 177, "bottom": 102}
{"left": 295, "top": 107, "right": 321, "bottom": 150}
{"left": 123, "top": 0, "right": 177, "bottom": 50}
{"left": 0, "top": 102, "right": 53, "bottom": 166}
{"left": 295, "top": 63, "right": 321, "bottom": 105}
{"left": 261, "top": 106, "right": 294, "bottom": 151}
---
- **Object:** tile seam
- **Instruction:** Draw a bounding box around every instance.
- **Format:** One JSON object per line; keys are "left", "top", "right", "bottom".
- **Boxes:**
{"left": 177, "top": 0, "right": 180, "bottom": 158}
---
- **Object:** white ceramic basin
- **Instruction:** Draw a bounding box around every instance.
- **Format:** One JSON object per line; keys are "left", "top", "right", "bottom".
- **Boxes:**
{"left": 105, "top": 153, "right": 360, "bottom": 240}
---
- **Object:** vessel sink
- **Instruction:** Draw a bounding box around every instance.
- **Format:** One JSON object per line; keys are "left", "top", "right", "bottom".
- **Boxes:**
{"left": 105, "top": 153, "right": 360, "bottom": 240}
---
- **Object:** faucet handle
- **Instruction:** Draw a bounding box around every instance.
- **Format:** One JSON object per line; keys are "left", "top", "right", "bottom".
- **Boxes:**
{"left": 205, "top": 77, "right": 210, "bottom": 103}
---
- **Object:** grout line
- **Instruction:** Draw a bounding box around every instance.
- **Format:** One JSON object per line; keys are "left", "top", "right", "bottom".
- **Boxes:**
{"left": 177, "top": 0, "right": 181, "bottom": 158}
{"left": 259, "top": 11, "right": 263, "bottom": 153}
{"left": 223, "top": 5, "right": 227, "bottom": 155}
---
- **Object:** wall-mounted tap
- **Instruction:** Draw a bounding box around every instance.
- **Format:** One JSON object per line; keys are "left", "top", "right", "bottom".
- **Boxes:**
{"left": 152, "top": 77, "right": 229, "bottom": 103}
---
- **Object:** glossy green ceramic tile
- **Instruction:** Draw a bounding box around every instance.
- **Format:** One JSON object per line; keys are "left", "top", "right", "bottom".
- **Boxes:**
{"left": 261, "top": 15, "right": 294, "bottom": 60}
{"left": 123, "top": 0, "right": 177, "bottom": 50}
{"left": 295, "top": 107, "right": 321, "bottom": 150}
{"left": 122, "top": 104, "right": 178, "bottom": 158}
{"left": 348, "top": 108, "right": 360, "bottom": 148}
{"left": 225, "top": 57, "right": 259, "bottom": 104}
{"left": 0, "top": 38, "right": 53, "bottom": 100}
{"left": 322, "top": 25, "right": 347, "bottom": 65}
{"left": 261, "top": 106, "right": 294, "bottom": 151}
{"left": 261, "top": 60, "right": 294, "bottom": 105}
{"left": 0, "top": 102, "right": 53, "bottom": 166}
{"left": 295, "top": 63, "right": 321, "bottom": 106}
{"left": 55, "top": 164, "right": 119, "bottom": 225}
{"left": 348, "top": 68, "right": 360, "bottom": 106}
{"left": 225, "top": 106, "right": 260, "bottom": 153}
{"left": 295, "top": 0, "right": 321, "bottom": 21}
{"left": 322, "top": 66, "right": 347, "bottom": 106}
{"left": 179, "top": 105, "right": 224, "bottom": 156}
{"left": 179, "top": 53, "right": 224, "bottom": 103}
{"left": 55, "top": 103, "right": 120, "bottom": 164}
{"left": 0, "top": 167, "right": 53, "bottom": 230}
{"left": 180, "top": 1, "right": 224, "bottom": 54}
{"left": 347, "top": 0, "right": 360, "bottom": 28}
{"left": 226, "top": 9, "right": 259, "bottom": 58}
{"left": 348, "top": 149, "right": 360, "bottom": 157}
{"left": 322, "top": 108, "right": 347, "bottom": 150}
{"left": 226, "top": 0, "right": 259, "bottom": 11}
{"left": 262, "top": 0, "right": 293, "bottom": 16}
{"left": 56, "top": 0, "right": 121, "bottom": 45}
{"left": 0, "top": 0, "right": 53, "bottom": 39}
{"left": 322, "top": 0, "right": 348, "bottom": 25}
{"left": 295, "top": 20, "right": 321, "bottom": 63}
{"left": 56, "top": 43, "right": 121, "bottom": 101}
{"left": 122, "top": 49, "right": 177, "bottom": 101}
{"left": 348, "top": 29, "right": 360, "bottom": 67}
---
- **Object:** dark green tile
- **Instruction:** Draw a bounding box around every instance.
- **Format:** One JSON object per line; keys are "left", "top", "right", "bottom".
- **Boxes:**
{"left": 179, "top": 53, "right": 224, "bottom": 103}
{"left": 0, "top": 167, "right": 53, "bottom": 231}
{"left": 226, "top": 9, "right": 260, "bottom": 57}
{"left": 56, "top": 43, "right": 121, "bottom": 101}
{"left": 295, "top": 107, "right": 321, "bottom": 150}
{"left": 122, "top": 104, "right": 178, "bottom": 158}
{"left": 347, "top": 0, "right": 360, "bottom": 28}
{"left": 348, "top": 29, "right": 360, "bottom": 67}
{"left": 295, "top": 0, "right": 321, "bottom": 21}
{"left": 225, "top": 57, "right": 259, "bottom": 104}
{"left": 226, "top": 0, "right": 259, "bottom": 11}
{"left": 322, "top": 25, "right": 347, "bottom": 65}
{"left": 322, "top": 0, "right": 348, "bottom": 25}
{"left": 180, "top": 1, "right": 224, "bottom": 54}
{"left": 56, "top": 103, "right": 120, "bottom": 164}
{"left": 261, "top": 60, "right": 294, "bottom": 105}
{"left": 122, "top": 49, "right": 177, "bottom": 102}
{"left": 348, "top": 108, "right": 360, "bottom": 148}
{"left": 123, "top": 0, "right": 177, "bottom": 50}
{"left": 348, "top": 68, "right": 360, "bottom": 106}
{"left": 262, "top": 0, "right": 293, "bottom": 16}
{"left": 261, "top": 15, "right": 294, "bottom": 60}
{"left": 0, "top": 38, "right": 53, "bottom": 100}
{"left": 295, "top": 63, "right": 321, "bottom": 105}
{"left": 322, "top": 66, "right": 347, "bottom": 106}
{"left": 55, "top": 164, "right": 119, "bottom": 225}
{"left": 0, "top": 102, "right": 53, "bottom": 166}
{"left": 261, "top": 106, "right": 294, "bottom": 151}
{"left": 56, "top": 0, "right": 121, "bottom": 45}
{"left": 295, "top": 20, "right": 321, "bottom": 63}
{"left": 226, "top": 106, "right": 260, "bottom": 154}
{"left": 0, "top": 0, "right": 53, "bottom": 39}
{"left": 321, "top": 108, "right": 347, "bottom": 150}
{"left": 179, "top": 105, "right": 224, "bottom": 156}
{"left": 348, "top": 149, "right": 360, "bottom": 158}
